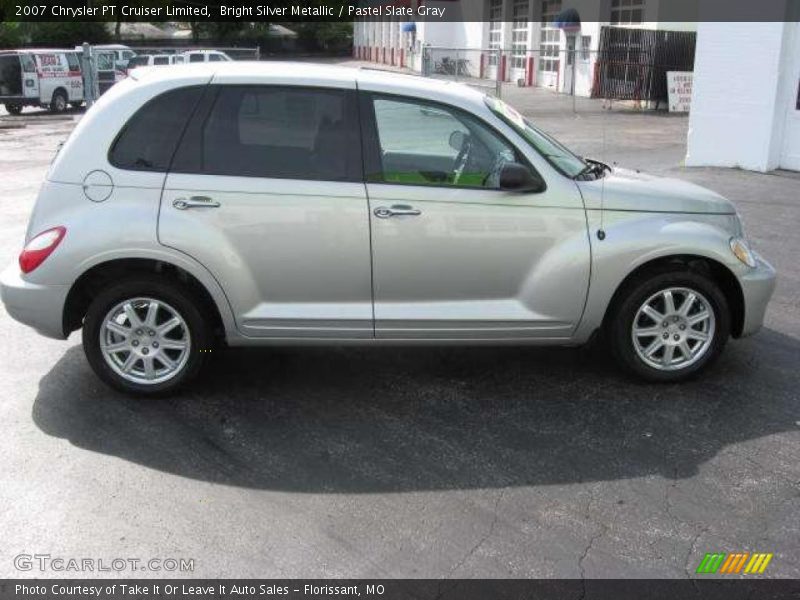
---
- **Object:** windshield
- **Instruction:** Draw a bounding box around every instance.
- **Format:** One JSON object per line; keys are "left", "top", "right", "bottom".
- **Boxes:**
{"left": 485, "top": 95, "right": 587, "bottom": 178}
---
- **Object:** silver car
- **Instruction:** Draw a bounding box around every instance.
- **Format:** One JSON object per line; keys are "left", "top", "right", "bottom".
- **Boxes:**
{"left": 0, "top": 63, "right": 776, "bottom": 395}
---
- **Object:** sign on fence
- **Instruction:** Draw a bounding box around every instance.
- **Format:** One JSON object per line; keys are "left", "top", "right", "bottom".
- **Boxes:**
{"left": 667, "top": 71, "right": 693, "bottom": 112}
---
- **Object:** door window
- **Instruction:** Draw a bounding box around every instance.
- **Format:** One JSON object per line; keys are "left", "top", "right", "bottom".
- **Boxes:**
{"left": 188, "top": 54, "right": 204, "bottom": 63}
{"left": 366, "top": 95, "right": 522, "bottom": 189}
{"left": 208, "top": 54, "right": 224, "bottom": 62}
{"left": 153, "top": 56, "right": 169, "bottom": 66}
{"left": 109, "top": 86, "right": 205, "bottom": 171}
{"left": 171, "top": 86, "right": 361, "bottom": 181}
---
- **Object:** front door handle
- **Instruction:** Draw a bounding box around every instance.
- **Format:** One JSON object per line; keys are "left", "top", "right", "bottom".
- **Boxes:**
{"left": 173, "top": 196, "right": 221, "bottom": 210}
{"left": 374, "top": 204, "right": 422, "bottom": 218}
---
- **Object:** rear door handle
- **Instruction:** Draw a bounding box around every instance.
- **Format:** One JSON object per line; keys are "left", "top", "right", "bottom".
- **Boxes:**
{"left": 374, "top": 204, "right": 422, "bottom": 218}
{"left": 173, "top": 196, "right": 221, "bottom": 210}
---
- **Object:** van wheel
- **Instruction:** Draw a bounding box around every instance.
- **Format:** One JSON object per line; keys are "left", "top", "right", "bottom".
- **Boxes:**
{"left": 609, "top": 269, "right": 730, "bottom": 382}
{"left": 5, "top": 103, "right": 22, "bottom": 116}
{"left": 83, "top": 277, "right": 211, "bottom": 396}
{"left": 50, "top": 89, "right": 68, "bottom": 113}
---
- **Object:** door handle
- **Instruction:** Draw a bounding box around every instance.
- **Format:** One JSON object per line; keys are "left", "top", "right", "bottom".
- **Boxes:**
{"left": 173, "top": 196, "right": 221, "bottom": 210}
{"left": 374, "top": 204, "right": 422, "bottom": 218}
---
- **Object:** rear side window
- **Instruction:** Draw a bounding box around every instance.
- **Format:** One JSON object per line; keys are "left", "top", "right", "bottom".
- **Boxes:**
{"left": 188, "top": 54, "right": 204, "bottom": 63}
{"left": 208, "top": 54, "right": 223, "bottom": 62}
{"left": 153, "top": 56, "right": 169, "bottom": 65}
{"left": 127, "top": 56, "right": 149, "bottom": 68}
{"left": 109, "top": 86, "right": 204, "bottom": 172}
{"left": 171, "top": 85, "right": 361, "bottom": 182}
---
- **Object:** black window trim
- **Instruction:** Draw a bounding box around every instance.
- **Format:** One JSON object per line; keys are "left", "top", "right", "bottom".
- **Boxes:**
{"left": 168, "top": 83, "right": 364, "bottom": 184}
{"left": 358, "top": 90, "right": 546, "bottom": 193}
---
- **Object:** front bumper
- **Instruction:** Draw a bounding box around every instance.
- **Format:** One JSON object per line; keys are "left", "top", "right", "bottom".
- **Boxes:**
{"left": 0, "top": 264, "right": 69, "bottom": 340}
{"left": 738, "top": 252, "right": 777, "bottom": 337}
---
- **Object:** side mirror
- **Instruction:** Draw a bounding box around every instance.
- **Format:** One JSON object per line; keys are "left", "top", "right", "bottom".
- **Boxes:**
{"left": 499, "top": 162, "right": 546, "bottom": 193}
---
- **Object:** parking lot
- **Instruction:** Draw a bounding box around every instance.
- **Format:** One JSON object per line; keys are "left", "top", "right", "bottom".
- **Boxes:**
{"left": 0, "top": 76, "right": 798, "bottom": 580}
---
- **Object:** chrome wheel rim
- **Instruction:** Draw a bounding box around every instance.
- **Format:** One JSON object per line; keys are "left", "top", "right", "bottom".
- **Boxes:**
{"left": 631, "top": 287, "right": 715, "bottom": 372}
{"left": 99, "top": 297, "right": 191, "bottom": 385}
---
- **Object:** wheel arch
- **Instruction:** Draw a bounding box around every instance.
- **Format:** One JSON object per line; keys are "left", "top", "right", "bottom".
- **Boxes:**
{"left": 602, "top": 254, "right": 745, "bottom": 338}
{"left": 63, "top": 257, "right": 230, "bottom": 340}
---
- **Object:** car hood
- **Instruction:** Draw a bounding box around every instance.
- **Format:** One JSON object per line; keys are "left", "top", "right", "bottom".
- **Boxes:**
{"left": 576, "top": 168, "right": 736, "bottom": 215}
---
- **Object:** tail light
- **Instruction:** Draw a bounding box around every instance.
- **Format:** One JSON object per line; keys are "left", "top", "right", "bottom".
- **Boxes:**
{"left": 19, "top": 226, "right": 66, "bottom": 274}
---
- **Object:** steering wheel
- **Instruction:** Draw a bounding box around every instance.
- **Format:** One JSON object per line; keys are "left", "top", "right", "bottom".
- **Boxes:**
{"left": 452, "top": 135, "right": 473, "bottom": 186}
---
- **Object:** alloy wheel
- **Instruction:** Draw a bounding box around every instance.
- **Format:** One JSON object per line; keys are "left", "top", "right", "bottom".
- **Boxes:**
{"left": 99, "top": 297, "right": 191, "bottom": 385}
{"left": 631, "top": 287, "right": 716, "bottom": 371}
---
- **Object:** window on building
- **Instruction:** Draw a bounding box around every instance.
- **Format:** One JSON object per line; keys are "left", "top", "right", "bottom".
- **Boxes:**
{"left": 511, "top": 0, "right": 530, "bottom": 71}
{"left": 171, "top": 86, "right": 361, "bottom": 182}
{"left": 580, "top": 35, "right": 591, "bottom": 61}
{"left": 610, "top": 0, "right": 645, "bottom": 25}
{"left": 538, "top": 0, "right": 562, "bottom": 74}
{"left": 488, "top": 0, "right": 503, "bottom": 66}
{"left": 109, "top": 87, "right": 204, "bottom": 172}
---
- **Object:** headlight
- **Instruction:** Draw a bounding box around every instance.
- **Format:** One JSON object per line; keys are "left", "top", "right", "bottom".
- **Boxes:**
{"left": 730, "top": 237, "right": 756, "bottom": 268}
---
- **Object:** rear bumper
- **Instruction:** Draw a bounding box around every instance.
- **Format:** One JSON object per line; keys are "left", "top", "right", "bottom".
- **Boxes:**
{"left": 738, "top": 253, "right": 777, "bottom": 337}
{"left": 0, "top": 96, "right": 40, "bottom": 106}
{"left": 0, "top": 264, "right": 69, "bottom": 339}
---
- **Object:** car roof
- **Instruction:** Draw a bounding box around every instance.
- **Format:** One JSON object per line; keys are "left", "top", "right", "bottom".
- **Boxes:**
{"left": 129, "top": 62, "right": 485, "bottom": 105}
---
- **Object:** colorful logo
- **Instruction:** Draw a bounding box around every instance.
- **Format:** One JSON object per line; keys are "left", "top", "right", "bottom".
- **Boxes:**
{"left": 696, "top": 552, "right": 773, "bottom": 574}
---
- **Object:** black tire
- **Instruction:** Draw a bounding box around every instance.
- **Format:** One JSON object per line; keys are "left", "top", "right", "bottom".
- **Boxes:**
{"left": 83, "top": 276, "right": 211, "bottom": 396}
{"left": 50, "top": 89, "right": 68, "bottom": 113}
{"left": 5, "top": 103, "right": 22, "bottom": 116}
{"left": 608, "top": 268, "right": 730, "bottom": 382}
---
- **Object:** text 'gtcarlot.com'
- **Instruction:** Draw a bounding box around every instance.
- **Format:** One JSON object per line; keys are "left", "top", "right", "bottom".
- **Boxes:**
{"left": 13, "top": 553, "right": 194, "bottom": 572}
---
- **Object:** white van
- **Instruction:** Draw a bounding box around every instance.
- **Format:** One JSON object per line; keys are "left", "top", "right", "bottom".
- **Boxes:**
{"left": 92, "top": 44, "right": 137, "bottom": 70}
{"left": 0, "top": 49, "right": 83, "bottom": 115}
{"left": 126, "top": 54, "right": 186, "bottom": 69}
{"left": 182, "top": 50, "right": 233, "bottom": 63}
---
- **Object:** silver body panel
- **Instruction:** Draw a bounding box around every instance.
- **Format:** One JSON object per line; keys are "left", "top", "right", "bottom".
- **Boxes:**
{"left": 0, "top": 63, "right": 776, "bottom": 348}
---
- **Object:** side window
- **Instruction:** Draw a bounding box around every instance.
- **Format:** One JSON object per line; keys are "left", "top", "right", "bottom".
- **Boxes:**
{"left": 367, "top": 96, "right": 521, "bottom": 188}
{"left": 171, "top": 86, "right": 361, "bottom": 181}
{"left": 109, "top": 86, "right": 204, "bottom": 172}
{"left": 153, "top": 56, "right": 169, "bottom": 65}
{"left": 20, "top": 54, "right": 36, "bottom": 72}
{"left": 208, "top": 54, "right": 223, "bottom": 62}
{"left": 188, "top": 54, "right": 204, "bottom": 63}
{"left": 65, "top": 53, "right": 80, "bottom": 71}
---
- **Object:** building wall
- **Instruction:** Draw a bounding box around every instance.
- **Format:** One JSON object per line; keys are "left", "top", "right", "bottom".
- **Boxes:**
{"left": 686, "top": 21, "right": 800, "bottom": 172}
{"left": 353, "top": 0, "right": 695, "bottom": 98}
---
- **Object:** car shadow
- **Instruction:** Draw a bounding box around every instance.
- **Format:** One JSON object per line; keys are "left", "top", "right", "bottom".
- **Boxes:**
{"left": 32, "top": 329, "right": 799, "bottom": 493}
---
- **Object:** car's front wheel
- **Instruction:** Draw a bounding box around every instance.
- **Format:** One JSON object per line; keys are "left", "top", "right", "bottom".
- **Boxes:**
{"left": 5, "top": 103, "right": 22, "bottom": 115}
{"left": 609, "top": 269, "right": 730, "bottom": 382}
{"left": 83, "top": 277, "right": 211, "bottom": 396}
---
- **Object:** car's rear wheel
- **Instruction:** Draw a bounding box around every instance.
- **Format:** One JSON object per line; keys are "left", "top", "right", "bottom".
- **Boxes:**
{"left": 5, "top": 103, "right": 22, "bottom": 116}
{"left": 609, "top": 269, "right": 730, "bottom": 382}
{"left": 50, "top": 89, "right": 67, "bottom": 113}
{"left": 83, "top": 277, "right": 211, "bottom": 396}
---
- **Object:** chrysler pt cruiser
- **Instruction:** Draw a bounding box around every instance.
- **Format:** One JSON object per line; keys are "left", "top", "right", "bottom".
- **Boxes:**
{"left": 0, "top": 63, "right": 776, "bottom": 395}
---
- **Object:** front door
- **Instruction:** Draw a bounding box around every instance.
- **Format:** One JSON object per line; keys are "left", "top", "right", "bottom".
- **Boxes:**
{"left": 159, "top": 84, "right": 373, "bottom": 338}
{"left": 361, "top": 93, "right": 590, "bottom": 340}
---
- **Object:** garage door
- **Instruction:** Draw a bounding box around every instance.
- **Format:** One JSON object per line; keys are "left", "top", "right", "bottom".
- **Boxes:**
{"left": 780, "top": 24, "right": 800, "bottom": 171}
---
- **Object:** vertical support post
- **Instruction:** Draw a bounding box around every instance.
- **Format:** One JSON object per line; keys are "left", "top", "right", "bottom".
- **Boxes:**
{"left": 81, "top": 42, "right": 97, "bottom": 108}
{"left": 480, "top": 53, "right": 485, "bottom": 79}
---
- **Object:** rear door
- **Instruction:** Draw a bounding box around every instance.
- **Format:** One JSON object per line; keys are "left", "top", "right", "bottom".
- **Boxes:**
{"left": 159, "top": 83, "right": 373, "bottom": 339}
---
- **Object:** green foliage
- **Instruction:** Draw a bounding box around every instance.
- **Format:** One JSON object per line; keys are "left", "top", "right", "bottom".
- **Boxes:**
{"left": 290, "top": 22, "right": 352, "bottom": 52}
{"left": 0, "top": 21, "right": 110, "bottom": 48}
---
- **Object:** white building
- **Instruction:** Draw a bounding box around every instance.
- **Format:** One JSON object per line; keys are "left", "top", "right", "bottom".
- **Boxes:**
{"left": 686, "top": 21, "right": 800, "bottom": 172}
{"left": 353, "top": 0, "right": 696, "bottom": 97}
